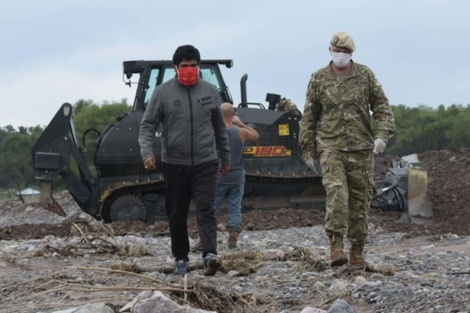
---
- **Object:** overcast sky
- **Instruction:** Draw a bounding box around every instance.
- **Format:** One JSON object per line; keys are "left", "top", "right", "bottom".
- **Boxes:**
{"left": 1, "top": 0, "right": 469, "bottom": 128}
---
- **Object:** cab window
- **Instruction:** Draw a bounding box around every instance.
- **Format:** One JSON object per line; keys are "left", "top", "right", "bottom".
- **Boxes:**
{"left": 143, "top": 68, "right": 161, "bottom": 109}
{"left": 143, "top": 65, "right": 223, "bottom": 109}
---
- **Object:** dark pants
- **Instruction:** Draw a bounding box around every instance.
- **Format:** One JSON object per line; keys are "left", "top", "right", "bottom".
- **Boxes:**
{"left": 162, "top": 160, "right": 218, "bottom": 261}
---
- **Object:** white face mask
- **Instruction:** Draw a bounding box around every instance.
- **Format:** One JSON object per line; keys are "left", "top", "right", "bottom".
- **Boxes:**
{"left": 331, "top": 52, "right": 351, "bottom": 68}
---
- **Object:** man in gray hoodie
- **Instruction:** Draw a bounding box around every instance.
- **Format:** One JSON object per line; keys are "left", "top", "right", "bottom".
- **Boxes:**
{"left": 138, "top": 45, "right": 231, "bottom": 276}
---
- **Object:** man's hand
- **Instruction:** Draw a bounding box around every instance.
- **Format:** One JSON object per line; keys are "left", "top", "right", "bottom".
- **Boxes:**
{"left": 305, "top": 157, "right": 316, "bottom": 171}
{"left": 233, "top": 115, "right": 259, "bottom": 142}
{"left": 373, "top": 138, "right": 386, "bottom": 154}
{"left": 219, "top": 164, "right": 230, "bottom": 174}
{"left": 232, "top": 115, "right": 243, "bottom": 127}
{"left": 302, "top": 151, "right": 317, "bottom": 173}
{"left": 144, "top": 156, "right": 156, "bottom": 170}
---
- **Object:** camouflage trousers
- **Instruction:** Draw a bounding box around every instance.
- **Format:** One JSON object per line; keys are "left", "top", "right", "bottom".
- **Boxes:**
{"left": 319, "top": 149, "right": 375, "bottom": 247}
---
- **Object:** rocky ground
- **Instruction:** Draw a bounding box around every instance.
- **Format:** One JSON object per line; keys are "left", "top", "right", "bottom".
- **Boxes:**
{"left": 1, "top": 149, "right": 470, "bottom": 313}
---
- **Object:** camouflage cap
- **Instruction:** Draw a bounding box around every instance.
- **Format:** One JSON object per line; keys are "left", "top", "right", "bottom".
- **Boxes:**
{"left": 330, "top": 32, "right": 356, "bottom": 52}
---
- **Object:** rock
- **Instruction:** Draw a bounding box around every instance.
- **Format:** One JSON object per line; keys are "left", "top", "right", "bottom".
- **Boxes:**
{"left": 228, "top": 270, "right": 241, "bottom": 277}
{"left": 371, "top": 263, "right": 396, "bottom": 276}
{"left": 329, "top": 279, "right": 349, "bottom": 291}
{"left": 327, "top": 299, "right": 356, "bottom": 313}
{"left": 300, "top": 307, "right": 327, "bottom": 313}
{"left": 300, "top": 299, "right": 356, "bottom": 313}
{"left": 52, "top": 303, "right": 114, "bottom": 313}
{"left": 121, "top": 290, "right": 215, "bottom": 313}
{"left": 250, "top": 290, "right": 275, "bottom": 304}
{"left": 354, "top": 276, "right": 367, "bottom": 284}
{"left": 262, "top": 249, "right": 281, "bottom": 260}
{"left": 313, "top": 281, "right": 326, "bottom": 290}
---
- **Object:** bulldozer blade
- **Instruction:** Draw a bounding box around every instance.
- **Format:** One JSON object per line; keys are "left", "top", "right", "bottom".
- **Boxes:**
{"left": 407, "top": 162, "right": 433, "bottom": 224}
{"left": 39, "top": 181, "right": 67, "bottom": 217}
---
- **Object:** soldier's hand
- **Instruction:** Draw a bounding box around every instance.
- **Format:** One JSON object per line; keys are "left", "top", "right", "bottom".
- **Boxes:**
{"left": 144, "top": 156, "right": 156, "bottom": 170}
{"left": 302, "top": 152, "right": 317, "bottom": 173}
{"left": 373, "top": 138, "right": 386, "bottom": 154}
{"left": 305, "top": 156, "right": 316, "bottom": 171}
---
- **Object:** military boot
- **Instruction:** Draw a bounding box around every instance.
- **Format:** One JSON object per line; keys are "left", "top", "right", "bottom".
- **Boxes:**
{"left": 349, "top": 245, "right": 368, "bottom": 267}
{"left": 330, "top": 235, "right": 348, "bottom": 267}
{"left": 228, "top": 230, "right": 239, "bottom": 249}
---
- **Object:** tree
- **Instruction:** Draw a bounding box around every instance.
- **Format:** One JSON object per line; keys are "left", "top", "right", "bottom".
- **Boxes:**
{"left": 72, "top": 99, "right": 131, "bottom": 165}
{"left": 0, "top": 132, "right": 35, "bottom": 190}
{"left": 387, "top": 104, "right": 470, "bottom": 155}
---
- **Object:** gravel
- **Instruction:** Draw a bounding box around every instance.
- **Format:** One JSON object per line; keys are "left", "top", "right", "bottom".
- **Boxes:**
{"left": 1, "top": 196, "right": 470, "bottom": 313}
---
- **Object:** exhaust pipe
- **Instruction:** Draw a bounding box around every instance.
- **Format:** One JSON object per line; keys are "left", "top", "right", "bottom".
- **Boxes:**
{"left": 240, "top": 74, "right": 248, "bottom": 108}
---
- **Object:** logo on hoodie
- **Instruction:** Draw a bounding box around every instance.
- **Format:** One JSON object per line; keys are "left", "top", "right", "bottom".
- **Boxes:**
{"left": 173, "top": 100, "right": 181, "bottom": 107}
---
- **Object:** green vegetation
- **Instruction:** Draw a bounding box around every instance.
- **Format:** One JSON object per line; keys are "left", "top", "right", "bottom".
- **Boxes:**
{"left": 0, "top": 101, "right": 469, "bottom": 194}
{"left": 387, "top": 104, "right": 470, "bottom": 156}
{"left": 0, "top": 188, "right": 12, "bottom": 200}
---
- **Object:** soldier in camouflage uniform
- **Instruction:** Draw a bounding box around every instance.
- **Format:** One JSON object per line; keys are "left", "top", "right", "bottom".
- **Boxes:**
{"left": 299, "top": 32, "right": 396, "bottom": 267}
{"left": 277, "top": 97, "right": 302, "bottom": 116}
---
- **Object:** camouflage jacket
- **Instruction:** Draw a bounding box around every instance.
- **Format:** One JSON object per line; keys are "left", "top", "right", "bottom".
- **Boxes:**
{"left": 299, "top": 61, "right": 395, "bottom": 157}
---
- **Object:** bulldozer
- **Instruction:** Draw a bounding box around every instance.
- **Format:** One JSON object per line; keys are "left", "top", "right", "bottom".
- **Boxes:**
{"left": 31, "top": 59, "right": 433, "bottom": 224}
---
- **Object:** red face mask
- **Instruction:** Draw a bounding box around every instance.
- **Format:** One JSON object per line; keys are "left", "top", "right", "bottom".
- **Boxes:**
{"left": 177, "top": 66, "right": 199, "bottom": 86}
